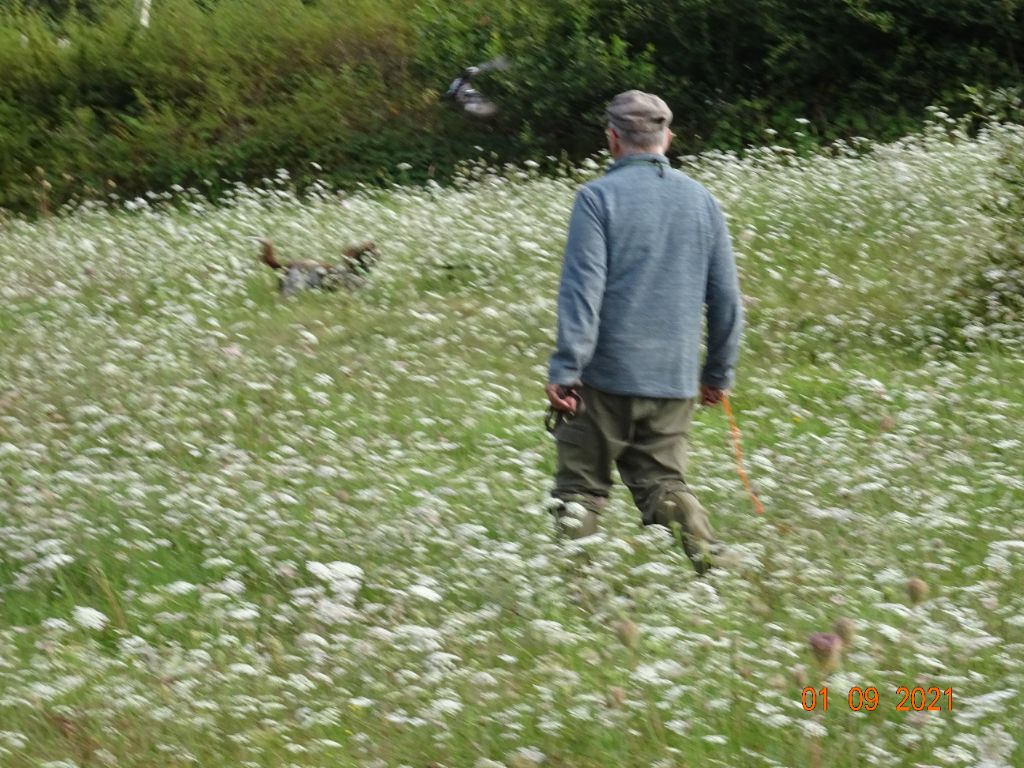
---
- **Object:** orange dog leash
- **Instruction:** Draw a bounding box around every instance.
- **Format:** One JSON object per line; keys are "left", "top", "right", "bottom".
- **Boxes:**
{"left": 721, "top": 394, "right": 765, "bottom": 515}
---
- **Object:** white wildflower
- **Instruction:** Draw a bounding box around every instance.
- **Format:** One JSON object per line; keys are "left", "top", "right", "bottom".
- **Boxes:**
{"left": 801, "top": 719, "right": 828, "bottom": 738}
{"left": 40, "top": 618, "right": 73, "bottom": 633}
{"left": 202, "top": 556, "right": 233, "bottom": 569}
{"left": 955, "top": 689, "right": 1018, "bottom": 724}
{"left": 37, "top": 553, "right": 74, "bottom": 570}
{"left": 407, "top": 584, "right": 443, "bottom": 603}
{"left": 508, "top": 746, "right": 545, "bottom": 767}
{"left": 977, "top": 722, "right": 1016, "bottom": 767}
{"left": 665, "top": 719, "right": 690, "bottom": 736}
{"left": 72, "top": 606, "right": 109, "bottom": 631}
{"left": 426, "top": 697, "right": 463, "bottom": 717}
{"left": 314, "top": 598, "right": 359, "bottom": 625}
{"left": 307, "top": 560, "right": 363, "bottom": 584}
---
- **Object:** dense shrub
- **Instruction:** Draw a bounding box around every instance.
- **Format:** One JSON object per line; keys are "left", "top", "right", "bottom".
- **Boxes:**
{"left": 0, "top": 0, "right": 1022, "bottom": 213}
{"left": 597, "top": 0, "right": 1024, "bottom": 147}
{"left": 932, "top": 124, "right": 1024, "bottom": 352}
{"left": 410, "top": 0, "right": 656, "bottom": 155}
{"left": 1, "top": 0, "right": 433, "bottom": 212}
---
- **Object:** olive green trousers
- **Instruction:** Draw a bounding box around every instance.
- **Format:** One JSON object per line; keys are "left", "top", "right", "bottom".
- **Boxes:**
{"left": 551, "top": 383, "right": 706, "bottom": 526}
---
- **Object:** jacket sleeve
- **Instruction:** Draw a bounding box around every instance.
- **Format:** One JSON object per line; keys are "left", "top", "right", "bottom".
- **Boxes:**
{"left": 701, "top": 198, "right": 743, "bottom": 389}
{"left": 548, "top": 188, "right": 608, "bottom": 386}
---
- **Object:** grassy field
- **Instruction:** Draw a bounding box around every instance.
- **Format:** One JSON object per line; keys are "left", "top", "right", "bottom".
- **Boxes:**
{"left": 1, "top": 119, "right": 1023, "bottom": 767}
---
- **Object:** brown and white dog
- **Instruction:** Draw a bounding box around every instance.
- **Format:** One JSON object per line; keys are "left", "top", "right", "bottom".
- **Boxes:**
{"left": 259, "top": 238, "right": 379, "bottom": 296}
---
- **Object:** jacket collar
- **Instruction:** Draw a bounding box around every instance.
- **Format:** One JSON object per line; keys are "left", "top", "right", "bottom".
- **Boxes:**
{"left": 607, "top": 152, "right": 671, "bottom": 173}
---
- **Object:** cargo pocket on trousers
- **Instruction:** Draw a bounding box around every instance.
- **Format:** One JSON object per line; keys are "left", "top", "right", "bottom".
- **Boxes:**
{"left": 555, "top": 421, "right": 588, "bottom": 446}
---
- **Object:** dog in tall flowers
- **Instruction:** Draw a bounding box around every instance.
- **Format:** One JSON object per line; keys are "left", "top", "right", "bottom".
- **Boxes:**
{"left": 258, "top": 238, "right": 379, "bottom": 297}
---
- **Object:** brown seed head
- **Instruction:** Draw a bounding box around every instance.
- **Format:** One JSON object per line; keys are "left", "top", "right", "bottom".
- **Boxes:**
{"left": 832, "top": 617, "right": 856, "bottom": 646}
{"left": 614, "top": 618, "right": 640, "bottom": 649}
{"left": 906, "top": 577, "right": 930, "bottom": 605}
{"left": 791, "top": 664, "right": 809, "bottom": 688}
{"left": 607, "top": 686, "right": 627, "bottom": 708}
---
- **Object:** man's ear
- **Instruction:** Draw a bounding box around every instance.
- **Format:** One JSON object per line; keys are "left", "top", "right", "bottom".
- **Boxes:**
{"left": 607, "top": 127, "right": 621, "bottom": 154}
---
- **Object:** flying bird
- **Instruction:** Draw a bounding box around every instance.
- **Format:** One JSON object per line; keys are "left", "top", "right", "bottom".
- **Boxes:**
{"left": 445, "top": 56, "right": 509, "bottom": 118}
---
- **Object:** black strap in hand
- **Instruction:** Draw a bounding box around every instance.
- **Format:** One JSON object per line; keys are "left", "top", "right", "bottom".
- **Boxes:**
{"left": 545, "top": 386, "right": 585, "bottom": 434}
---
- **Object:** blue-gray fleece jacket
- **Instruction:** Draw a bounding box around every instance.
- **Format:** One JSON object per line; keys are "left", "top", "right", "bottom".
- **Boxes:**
{"left": 549, "top": 152, "right": 743, "bottom": 398}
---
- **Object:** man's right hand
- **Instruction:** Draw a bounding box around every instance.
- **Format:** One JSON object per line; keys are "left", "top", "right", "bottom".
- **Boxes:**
{"left": 700, "top": 384, "right": 726, "bottom": 407}
{"left": 546, "top": 383, "right": 581, "bottom": 414}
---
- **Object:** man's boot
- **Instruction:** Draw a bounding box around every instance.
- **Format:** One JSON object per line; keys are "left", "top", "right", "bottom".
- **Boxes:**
{"left": 552, "top": 496, "right": 600, "bottom": 539}
{"left": 651, "top": 490, "right": 720, "bottom": 575}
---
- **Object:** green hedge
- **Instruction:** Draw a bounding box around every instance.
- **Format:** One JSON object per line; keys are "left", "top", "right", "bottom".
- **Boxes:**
{"left": 932, "top": 123, "right": 1024, "bottom": 351}
{"left": 1, "top": 0, "right": 1022, "bottom": 213}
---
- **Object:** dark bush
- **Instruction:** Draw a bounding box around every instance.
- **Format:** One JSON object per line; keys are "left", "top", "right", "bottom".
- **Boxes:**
{"left": 1, "top": 0, "right": 1021, "bottom": 213}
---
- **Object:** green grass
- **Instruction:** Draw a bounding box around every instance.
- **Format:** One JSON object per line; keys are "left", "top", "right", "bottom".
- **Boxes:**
{"left": 1, "top": 124, "right": 1023, "bottom": 767}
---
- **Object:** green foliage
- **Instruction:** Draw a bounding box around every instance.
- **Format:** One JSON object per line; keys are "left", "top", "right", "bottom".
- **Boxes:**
{"left": 0, "top": 0, "right": 434, "bottom": 211}
{"left": 0, "top": 0, "right": 1022, "bottom": 212}
{"left": 964, "top": 84, "right": 1024, "bottom": 126}
{"left": 931, "top": 130, "right": 1024, "bottom": 352}
{"left": 415, "top": 0, "right": 655, "bottom": 153}
{"left": 610, "top": 0, "right": 1024, "bottom": 148}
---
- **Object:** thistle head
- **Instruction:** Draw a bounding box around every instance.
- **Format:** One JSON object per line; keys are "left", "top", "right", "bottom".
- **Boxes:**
{"left": 808, "top": 631, "right": 844, "bottom": 673}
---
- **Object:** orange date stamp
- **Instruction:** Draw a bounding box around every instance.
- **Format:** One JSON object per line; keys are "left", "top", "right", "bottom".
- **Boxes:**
{"left": 801, "top": 686, "right": 954, "bottom": 712}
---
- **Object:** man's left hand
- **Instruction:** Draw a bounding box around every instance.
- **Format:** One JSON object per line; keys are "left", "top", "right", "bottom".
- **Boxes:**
{"left": 700, "top": 384, "right": 726, "bottom": 406}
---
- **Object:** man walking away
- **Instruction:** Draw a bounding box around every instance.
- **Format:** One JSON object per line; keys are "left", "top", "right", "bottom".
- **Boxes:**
{"left": 546, "top": 90, "right": 743, "bottom": 574}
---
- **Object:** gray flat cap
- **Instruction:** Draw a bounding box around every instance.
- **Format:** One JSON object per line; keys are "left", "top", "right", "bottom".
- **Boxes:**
{"left": 606, "top": 90, "right": 672, "bottom": 133}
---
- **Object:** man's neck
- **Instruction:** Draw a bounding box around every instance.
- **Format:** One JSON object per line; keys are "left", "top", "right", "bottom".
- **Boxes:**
{"left": 612, "top": 151, "right": 668, "bottom": 164}
{"left": 612, "top": 147, "right": 666, "bottom": 160}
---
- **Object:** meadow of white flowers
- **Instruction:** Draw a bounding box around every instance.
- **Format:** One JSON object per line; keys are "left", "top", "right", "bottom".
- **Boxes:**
{"left": 1, "top": 118, "right": 1022, "bottom": 767}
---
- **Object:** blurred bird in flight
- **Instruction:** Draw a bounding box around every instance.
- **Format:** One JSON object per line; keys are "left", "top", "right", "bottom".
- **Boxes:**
{"left": 445, "top": 56, "right": 509, "bottom": 117}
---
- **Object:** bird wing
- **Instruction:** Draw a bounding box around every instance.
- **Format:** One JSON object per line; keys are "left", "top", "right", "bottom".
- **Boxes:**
{"left": 474, "top": 55, "right": 509, "bottom": 74}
